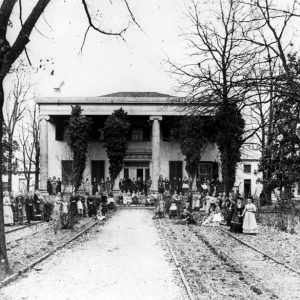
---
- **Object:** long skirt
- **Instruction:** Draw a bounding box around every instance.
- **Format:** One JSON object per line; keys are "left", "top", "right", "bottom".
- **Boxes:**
{"left": 12, "top": 206, "right": 18, "bottom": 224}
{"left": 18, "top": 208, "right": 23, "bottom": 224}
{"left": 230, "top": 213, "right": 243, "bottom": 233}
{"left": 243, "top": 211, "right": 258, "bottom": 234}
{"left": 44, "top": 203, "right": 52, "bottom": 221}
{"left": 4, "top": 205, "right": 14, "bottom": 225}
{"left": 22, "top": 205, "right": 27, "bottom": 223}
{"left": 52, "top": 210, "right": 62, "bottom": 232}
{"left": 25, "top": 204, "right": 34, "bottom": 224}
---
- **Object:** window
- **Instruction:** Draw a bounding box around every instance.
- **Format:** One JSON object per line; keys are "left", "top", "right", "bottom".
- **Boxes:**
{"left": 55, "top": 118, "right": 68, "bottom": 141}
{"left": 244, "top": 164, "right": 251, "bottom": 174}
{"left": 198, "top": 163, "right": 213, "bottom": 181}
{"left": 131, "top": 128, "right": 144, "bottom": 141}
{"left": 61, "top": 160, "right": 74, "bottom": 185}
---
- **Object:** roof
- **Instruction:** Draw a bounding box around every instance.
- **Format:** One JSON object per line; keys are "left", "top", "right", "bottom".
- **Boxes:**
{"left": 36, "top": 92, "right": 179, "bottom": 105}
{"left": 100, "top": 92, "right": 173, "bottom": 98}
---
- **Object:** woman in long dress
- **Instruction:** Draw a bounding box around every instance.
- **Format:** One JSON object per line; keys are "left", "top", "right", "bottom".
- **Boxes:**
{"left": 52, "top": 192, "right": 63, "bottom": 234}
{"left": 3, "top": 192, "right": 14, "bottom": 225}
{"left": 242, "top": 198, "right": 258, "bottom": 234}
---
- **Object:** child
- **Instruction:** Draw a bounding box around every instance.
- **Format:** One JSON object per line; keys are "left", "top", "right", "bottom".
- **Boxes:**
{"left": 77, "top": 195, "right": 83, "bottom": 217}
{"left": 169, "top": 201, "right": 177, "bottom": 219}
{"left": 107, "top": 193, "right": 115, "bottom": 210}
{"left": 96, "top": 207, "right": 106, "bottom": 223}
{"left": 61, "top": 195, "right": 69, "bottom": 229}
{"left": 177, "top": 208, "right": 197, "bottom": 225}
{"left": 123, "top": 192, "right": 132, "bottom": 206}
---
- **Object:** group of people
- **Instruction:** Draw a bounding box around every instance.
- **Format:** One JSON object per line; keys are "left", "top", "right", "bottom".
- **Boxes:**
{"left": 47, "top": 176, "right": 113, "bottom": 196}
{"left": 152, "top": 191, "right": 197, "bottom": 224}
{"left": 47, "top": 177, "right": 62, "bottom": 195}
{"left": 201, "top": 192, "right": 258, "bottom": 234}
{"left": 119, "top": 175, "right": 219, "bottom": 196}
{"left": 3, "top": 190, "right": 51, "bottom": 226}
{"left": 119, "top": 177, "right": 152, "bottom": 195}
{"left": 51, "top": 191, "right": 115, "bottom": 233}
{"left": 149, "top": 187, "right": 258, "bottom": 235}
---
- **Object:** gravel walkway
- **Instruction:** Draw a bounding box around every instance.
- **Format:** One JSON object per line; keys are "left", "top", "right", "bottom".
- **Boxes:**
{"left": 0, "top": 208, "right": 188, "bottom": 300}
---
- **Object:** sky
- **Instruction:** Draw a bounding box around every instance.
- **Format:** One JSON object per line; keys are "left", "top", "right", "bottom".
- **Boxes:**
{"left": 5, "top": 0, "right": 300, "bottom": 99}
{"left": 6, "top": 0, "right": 190, "bottom": 98}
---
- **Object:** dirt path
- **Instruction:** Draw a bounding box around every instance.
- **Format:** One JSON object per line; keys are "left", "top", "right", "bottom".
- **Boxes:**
{"left": 0, "top": 208, "right": 187, "bottom": 300}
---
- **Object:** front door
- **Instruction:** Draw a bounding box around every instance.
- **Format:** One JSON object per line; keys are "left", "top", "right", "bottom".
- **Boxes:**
{"left": 91, "top": 160, "right": 105, "bottom": 183}
{"left": 169, "top": 161, "right": 183, "bottom": 181}
{"left": 123, "top": 161, "right": 150, "bottom": 182}
{"left": 244, "top": 179, "right": 251, "bottom": 198}
{"left": 137, "top": 168, "right": 144, "bottom": 181}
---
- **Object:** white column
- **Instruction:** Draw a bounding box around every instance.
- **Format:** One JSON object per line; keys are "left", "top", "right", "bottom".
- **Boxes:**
{"left": 39, "top": 115, "right": 50, "bottom": 193}
{"left": 150, "top": 116, "right": 162, "bottom": 192}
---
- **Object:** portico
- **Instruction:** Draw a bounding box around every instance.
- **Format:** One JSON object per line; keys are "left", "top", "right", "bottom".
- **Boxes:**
{"left": 36, "top": 92, "right": 220, "bottom": 193}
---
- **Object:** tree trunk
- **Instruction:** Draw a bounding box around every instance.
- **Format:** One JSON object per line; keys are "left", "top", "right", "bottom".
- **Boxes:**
{"left": 0, "top": 78, "right": 11, "bottom": 272}
{"left": 35, "top": 140, "right": 40, "bottom": 190}
{"left": 7, "top": 133, "right": 13, "bottom": 192}
{"left": 26, "top": 172, "right": 31, "bottom": 192}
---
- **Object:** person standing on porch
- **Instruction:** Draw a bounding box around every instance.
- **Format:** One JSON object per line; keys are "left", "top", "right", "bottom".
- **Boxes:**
{"left": 196, "top": 177, "right": 201, "bottom": 192}
{"left": 56, "top": 178, "right": 62, "bottom": 194}
{"left": 92, "top": 178, "right": 98, "bottom": 195}
{"left": 164, "top": 177, "right": 170, "bottom": 193}
{"left": 146, "top": 177, "right": 152, "bottom": 195}
{"left": 51, "top": 176, "right": 57, "bottom": 195}
{"left": 158, "top": 175, "right": 164, "bottom": 194}
{"left": 119, "top": 178, "right": 124, "bottom": 193}
{"left": 171, "top": 177, "right": 177, "bottom": 195}
{"left": 100, "top": 178, "right": 105, "bottom": 193}
{"left": 105, "top": 177, "right": 111, "bottom": 193}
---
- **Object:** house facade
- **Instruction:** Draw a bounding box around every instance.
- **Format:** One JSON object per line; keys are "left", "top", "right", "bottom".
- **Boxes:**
{"left": 36, "top": 92, "right": 221, "bottom": 193}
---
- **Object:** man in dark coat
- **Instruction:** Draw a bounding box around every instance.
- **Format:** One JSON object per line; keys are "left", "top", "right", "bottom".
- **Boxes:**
{"left": 47, "top": 177, "right": 52, "bottom": 195}
{"left": 87, "top": 195, "right": 96, "bottom": 217}
{"left": 92, "top": 178, "right": 98, "bottom": 195}
{"left": 69, "top": 192, "right": 78, "bottom": 227}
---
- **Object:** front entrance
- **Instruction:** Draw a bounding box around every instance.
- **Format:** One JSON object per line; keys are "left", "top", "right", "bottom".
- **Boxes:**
{"left": 123, "top": 161, "right": 150, "bottom": 181}
{"left": 91, "top": 160, "right": 105, "bottom": 182}
{"left": 244, "top": 179, "right": 251, "bottom": 198}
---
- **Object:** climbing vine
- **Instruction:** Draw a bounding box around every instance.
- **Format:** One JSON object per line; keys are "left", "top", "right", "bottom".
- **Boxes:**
{"left": 103, "top": 108, "right": 131, "bottom": 189}
{"left": 214, "top": 104, "right": 245, "bottom": 194}
{"left": 177, "top": 116, "right": 215, "bottom": 181}
{"left": 66, "top": 105, "right": 91, "bottom": 191}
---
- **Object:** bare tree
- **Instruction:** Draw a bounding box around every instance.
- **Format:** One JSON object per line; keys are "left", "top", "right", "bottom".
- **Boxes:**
{"left": 243, "top": 0, "right": 300, "bottom": 99}
{"left": 0, "top": 0, "right": 139, "bottom": 272}
{"left": 170, "top": 0, "right": 260, "bottom": 192}
{"left": 18, "top": 103, "right": 39, "bottom": 191}
{"left": 4, "top": 65, "right": 31, "bottom": 191}
{"left": 241, "top": 0, "right": 300, "bottom": 202}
